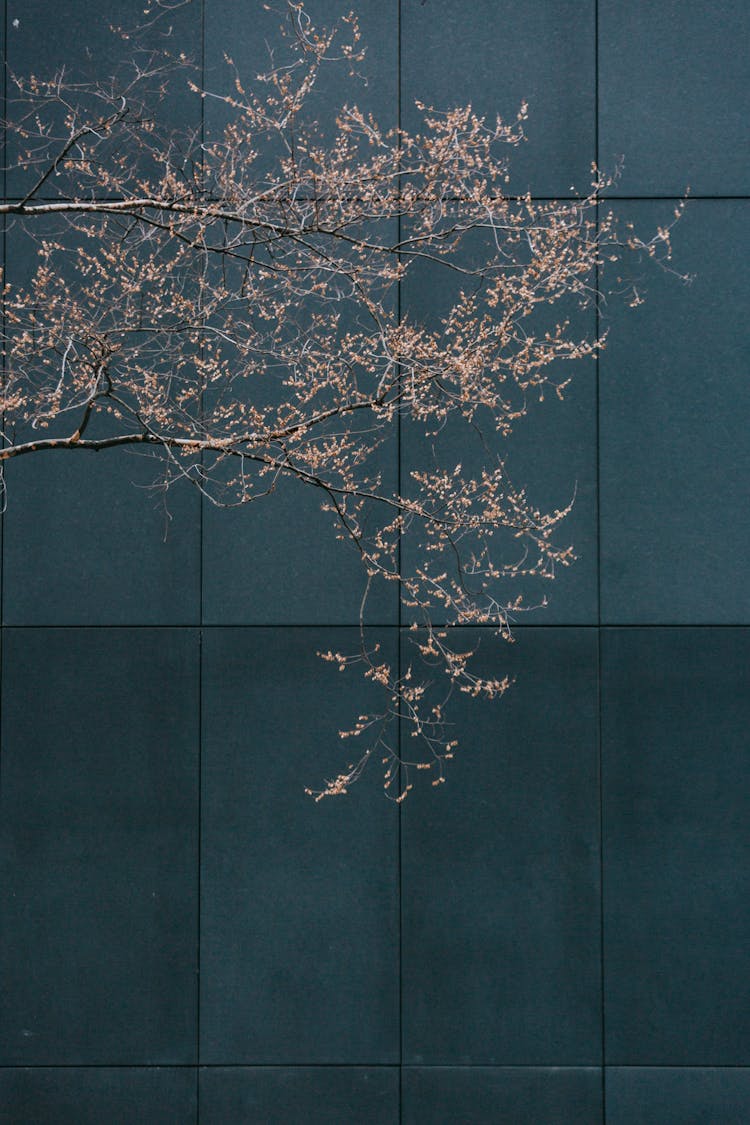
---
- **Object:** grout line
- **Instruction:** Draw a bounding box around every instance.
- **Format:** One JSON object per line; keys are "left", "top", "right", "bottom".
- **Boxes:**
{"left": 0, "top": 0, "right": 7, "bottom": 890}
{"left": 590, "top": 195, "right": 749, "bottom": 202}
{"left": 598, "top": 627, "right": 607, "bottom": 1122}
{"left": 3, "top": 194, "right": 748, "bottom": 204}
{"left": 4, "top": 1062, "right": 749, "bottom": 1070}
{"left": 0, "top": 1063, "right": 402, "bottom": 1071}
{"left": 397, "top": 4, "right": 404, "bottom": 1117}
{"left": 595, "top": 1, "right": 607, "bottom": 1122}
{"left": 196, "top": 624, "right": 203, "bottom": 1097}
{"left": 196, "top": 2, "right": 207, "bottom": 1120}
{"left": 1, "top": 622, "right": 748, "bottom": 630}
{"left": 196, "top": 624, "right": 203, "bottom": 1095}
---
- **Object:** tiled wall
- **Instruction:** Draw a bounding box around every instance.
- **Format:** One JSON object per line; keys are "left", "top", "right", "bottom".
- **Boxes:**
{"left": 1, "top": 2, "right": 748, "bottom": 1121}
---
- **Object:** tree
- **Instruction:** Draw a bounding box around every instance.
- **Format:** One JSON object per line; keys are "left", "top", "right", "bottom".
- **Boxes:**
{"left": 0, "top": 1, "right": 682, "bottom": 799}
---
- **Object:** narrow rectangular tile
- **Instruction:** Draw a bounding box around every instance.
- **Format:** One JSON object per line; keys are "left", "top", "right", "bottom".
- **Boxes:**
{"left": 402, "top": 628, "right": 601, "bottom": 1064}
{"left": 403, "top": 1067, "right": 602, "bottom": 1125}
{"left": 602, "top": 629, "right": 750, "bottom": 1062}
{"left": 0, "top": 629, "right": 199, "bottom": 1063}
{"left": 199, "top": 1067, "right": 398, "bottom": 1125}
{"left": 2, "top": 223, "right": 201, "bottom": 626}
{"left": 607, "top": 1067, "right": 750, "bottom": 1124}
{"left": 200, "top": 628, "right": 399, "bottom": 1063}
{"left": 0, "top": 1067, "right": 195, "bottom": 1124}
{"left": 400, "top": 229, "right": 598, "bottom": 626}
{"left": 600, "top": 201, "right": 750, "bottom": 624}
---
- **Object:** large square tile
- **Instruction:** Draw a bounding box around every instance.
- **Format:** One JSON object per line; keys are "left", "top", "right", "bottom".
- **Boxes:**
{"left": 602, "top": 628, "right": 750, "bottom": 1063}
{"left": 201, "top": 433, "right": 398, "bottom": 624}
{"left": 0, "top": 628, "right": 200, "bottom": 1063}
{"left": 4, "top": 0, "right": 201, "bottom": 199}
{"left": 402, "top": 627, "right": 601, "bottom": 1064}
{"left": 199, "top": 1066, "right": 398, "bottom": 1124}
{"left": 3, "top": 448, "right": 201, "bottom": 624}
{"left": 204, "top": 0, "right": 397, "bottom": 183}
{"left": 599, "top": 1, "right": 750, "bottom": 196}
{"left": 600, "top": 201, "right": 750, "bottom": 624}
{"left": 200, "top": 627, "right": 399, "bottom": 1062}
{"left": 401, "top": 0, "right": 595, "bottom": 198}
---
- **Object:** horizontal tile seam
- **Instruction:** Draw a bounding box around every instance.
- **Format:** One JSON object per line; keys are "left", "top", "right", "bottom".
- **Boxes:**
{"left": 1, "top": 624, "right": 750, "bottom": 631}
{"left": 1, "top": 1063, "right": 748, "bottom": 1070}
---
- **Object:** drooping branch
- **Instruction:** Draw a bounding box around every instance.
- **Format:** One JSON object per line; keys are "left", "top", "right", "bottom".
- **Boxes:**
{"left": 0, "top": 0, "right": 686, "bottom": 799}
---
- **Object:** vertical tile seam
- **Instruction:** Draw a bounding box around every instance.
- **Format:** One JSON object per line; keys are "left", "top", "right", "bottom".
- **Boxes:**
{"left": 0, "top": 18, "right": 3, "bottom": 1080}
{"left": 595, "top": 0, "right": 606, "bottom": 1121}
{"left": 2, "top": 0, "right": 7, "bottom": 633}
{"left": 0, "top": 4, "right": 7, "bottom": 989}
{"left": 198, "top": 0, "right": 206, "bottom": 639}
{"left": 397, "top": 2, "right": 403, "bottom": 1120}
{"left": 197, "top": 0, "right": 206, "bottom": 1118}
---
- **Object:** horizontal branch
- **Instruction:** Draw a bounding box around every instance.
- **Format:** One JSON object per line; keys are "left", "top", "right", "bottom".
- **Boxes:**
{"left": 0, "top": 432, "right": 157, "bottom": 458}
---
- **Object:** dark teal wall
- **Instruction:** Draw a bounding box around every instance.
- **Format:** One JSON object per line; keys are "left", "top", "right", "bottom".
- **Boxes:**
{"left": 1, "top": 2, "right": 749, "bottom": 1121}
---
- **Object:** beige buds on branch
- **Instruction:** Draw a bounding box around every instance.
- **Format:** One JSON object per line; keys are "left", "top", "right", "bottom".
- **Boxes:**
{"left": 0, "top": 1, "right": 685, "bottom": 799}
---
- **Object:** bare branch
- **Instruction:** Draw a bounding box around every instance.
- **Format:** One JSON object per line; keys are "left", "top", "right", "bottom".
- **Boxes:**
{"left": 0, "top": 2, "right": 686, "bottom": 799}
